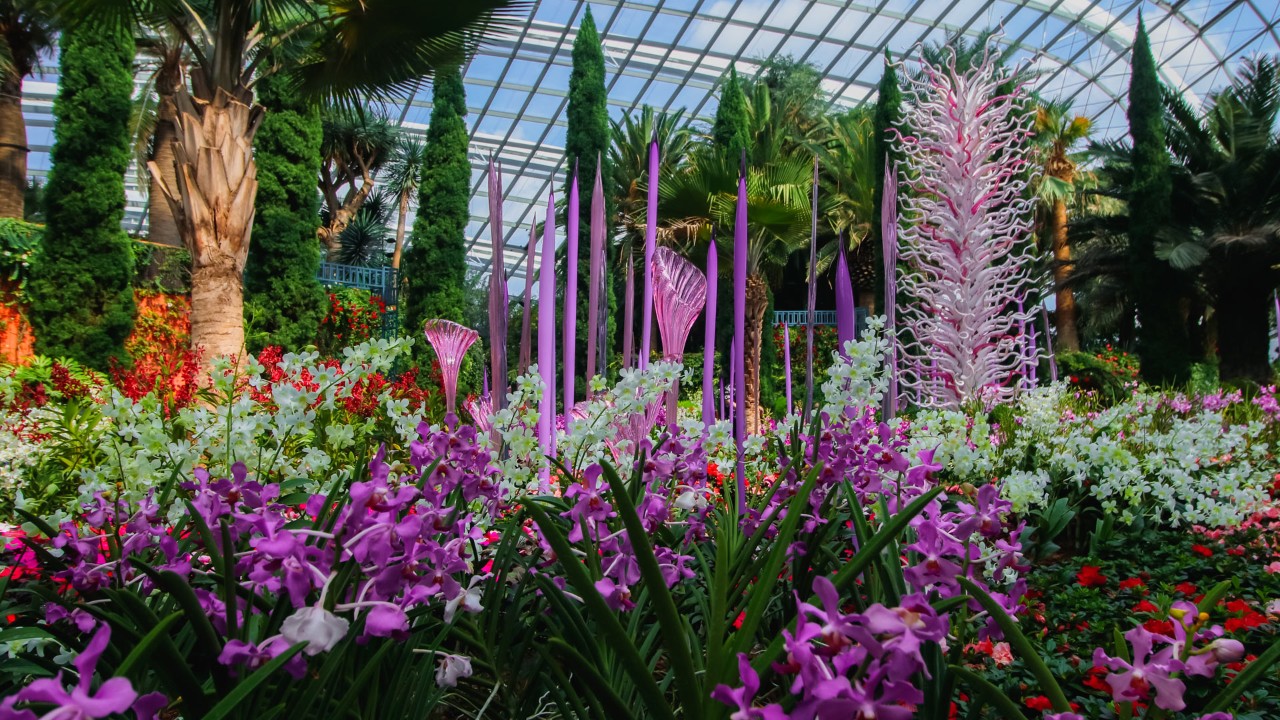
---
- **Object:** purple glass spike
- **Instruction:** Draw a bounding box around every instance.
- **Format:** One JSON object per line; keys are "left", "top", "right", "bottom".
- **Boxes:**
{"left": 586, "top": 157, "right": 606, "bottom": 395}
{"left": 882, "top": 160, "right": 899, "bottom": 419}
{"left": 719, "top": 378, "right": 725, "bottom": 420}
{"left": 1041, "top": 304, "right": 1057, "bottom": 383}
{"left": 654, "top": 246, "right": 707, "bottom": 430}
{"left": 538, "top": 193, "right": 558, "bottom": 466}
{"left": 519, "top": 221, "right": 537, "bottom": 375}
{"left": 623, "top": 253, "right": 635, "bottom": 368}
{"left": 564, "top": 167, "right": 579, "bottom": 429}
{"left": 783, "top": 323, "right": 792, "bottom": 415}
{"left": 487, "top": 158, "right": 508, "bottom": 411}
{"left": 806, "top": 155, "right": 818, "bottom": 419}
{"left": 727, "top": 337, "right": 736, "bottom": 426}
{"left": 835, "top": 237, "right": 855, "bottom": 350}
{"left": 423, "top": 319, "right": 480, "bottom": 420}
{"left": 733, "top": 162, "right": 748, "bottom": 514}
{"left": 482, "top": 367, "right": 489, "bottom": 397}
{"left": 639, "top": 138, "right": 659, "bottom": 370}
{"left": 702, "top": 236, "right": 718, "bottom": 428}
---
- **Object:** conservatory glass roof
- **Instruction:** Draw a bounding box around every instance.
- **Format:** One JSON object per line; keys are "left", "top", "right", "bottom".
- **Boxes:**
{"left": 19, "top": 0, "right": 1280, "bottom": 294}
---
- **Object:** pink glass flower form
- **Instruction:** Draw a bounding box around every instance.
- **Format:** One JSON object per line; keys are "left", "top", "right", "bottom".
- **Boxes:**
{"left": 652, "top": 246, "right": 707, "bottom": 360}
{"left": 423, "top": 319, "right": 480, "bottom": 417}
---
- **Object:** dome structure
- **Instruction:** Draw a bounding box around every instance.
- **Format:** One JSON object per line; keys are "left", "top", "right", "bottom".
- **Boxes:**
{"left": 18, "top": 0, "right": 1280, "bottom": 293}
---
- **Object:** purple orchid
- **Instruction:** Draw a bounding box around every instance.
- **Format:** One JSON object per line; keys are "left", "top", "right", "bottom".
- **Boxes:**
{"left": 0, "top": 625, "right": 159, "bottom": 720}
{"left": 1093, "top": 625, "right": 1187, "bottom": 711}
{"left": 710, "top": 653, "right": 788, "bottom": 720}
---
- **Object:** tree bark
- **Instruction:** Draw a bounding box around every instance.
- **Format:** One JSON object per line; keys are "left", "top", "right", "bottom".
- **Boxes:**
{"left": 146, "top": 59, "right": 184, "bottom": 249}
{"left": 0, "top": 78, "right": 27, "bottom": 219}
{"left": 391, "top": 190, "right": 408, "bottom": 271}
{"left": 1049, "top": 197, "right": 1080, "bottom": 352}
{"left": 318, "top": 170, "right": 374, "bottom": 259}
{"left": 149, "top": 87, "right": 262, "bottom": 371}
{"left": 745, "top": 273, "right": 768, "bottom": 434}
{"left": 1215, "top": 265, "right": 1273, "bottom": 386}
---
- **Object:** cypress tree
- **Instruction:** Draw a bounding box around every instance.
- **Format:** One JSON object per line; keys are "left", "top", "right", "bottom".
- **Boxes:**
{"left": 245, "top": 74, "right": 327, "bottom": 352}
{"left": 403, "top": 66, "right": 469, "bottom": 342}
{"left": 1128, "top": 16, "right": 1191, "bottom": 385}
{"left": 871, "top": 52, "right": 902, "bottom": 313}
{"left": 564, "top": 7, "right": 613, "bottom": 392}
{"left": 712, "top": 68, "right": 749, "bottom": 156}
{"left": 27, "top": 22, "right": 135, "bottom": 369}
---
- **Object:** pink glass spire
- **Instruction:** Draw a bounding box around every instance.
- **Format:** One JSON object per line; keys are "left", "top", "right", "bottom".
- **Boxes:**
{"left": 564, "top": 167, "right": 579, "bottom": 428}
{"left": 702, "top": 236, "right": 718, "bottom": 427}
{"left": 653, "top": 246, "right": 707, "bottom": 429}
{"left": 538, "top": 193, "right": 558, "bottom": 465}
{"left": 422, "top": 319, "right": 480, "bottom": 419}
{"left": 639, "top": 137, "right": 659, "bottom": 370}
{"left": 487, "top": 157, "right": 508, "bottom": 411}
{"left": 586, "top": 157, "right": 606, "bottom": 394}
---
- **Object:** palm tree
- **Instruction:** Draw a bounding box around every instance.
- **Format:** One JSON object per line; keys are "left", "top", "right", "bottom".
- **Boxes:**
{"left": 318, "top": 109, "right": 398, "bottom": 257}
{"left": 0, "top": 0, "right": 57, "bottom": 218}
{"left": 659, "top": 151, "right": 812, "bottom": 433}
{"left": 382, "top": 134, "right": 425, "bottom": 272}
{"left": 816, "top": 106, "right": 876, "bottom": 308}
{"left": 609, "top": 104, "right": 692, "bottom": 259}
{"left": 60, "top": 0, "right": 527, "bottom": 367}
{"left": 1033, "top": 98, "right": 1091, "bottom": 352}
{"left": 1156, "top": 56, "right": 1280, "bottom": 383}
{"left": 132, "top": 25, "right": 189, "bottom": 249}
{"left": 337, "top": 188, "right": 393, "bottom": 266}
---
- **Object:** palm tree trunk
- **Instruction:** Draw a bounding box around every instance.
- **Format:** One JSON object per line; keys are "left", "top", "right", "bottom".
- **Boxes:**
{"left": 745, "top": 273, "right": 768, "bottom": 434}
{"left": 0, "top": 78, "right": 28, "bottom": 219}
{"left": 147, "top": 71, "right": 183, "bottom": 248}
{"left": 1215, "top": 267, "right": 1273, "bottom": 386}
{"left": 1049, "top": 198, "right": 1080, "bottom": 352}
{"left": 318, "top": 175, "right": 374, "bottom": 259}
{"left": 391, "top": 190, "right": 408, "bottom": 271}
{"left": 150, "top": 87, "right": 262, "bottom": 370}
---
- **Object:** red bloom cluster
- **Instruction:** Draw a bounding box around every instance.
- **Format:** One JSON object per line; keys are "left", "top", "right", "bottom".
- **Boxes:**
{"left": 317, "top": 290, "right": 386, "bottom": 357}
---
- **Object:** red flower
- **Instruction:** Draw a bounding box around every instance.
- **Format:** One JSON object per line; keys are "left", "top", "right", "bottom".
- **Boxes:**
{"left": 1119, "top": 577, "right": 1145, "bottom": 591}
{"left": 1023, "top": 696, "right": 1053, "bottom": 712}
{"left": 1174, "top": 582, "right": 1198, "bottom": 595}
{"left": 1191, "top": 544, "right": 1214, "bottom": 557}
{"left": 1133, "top": 599, "right": 1160, "bottom": 614}
{"left": 1225, "top": 611, "right": 1268, "bottom": 633}
{"left": 1143, "top": 619, "right": 1175, "bottom": 635}
{"left": 1076, "top": 565, "right": 1107, "bottom": 587}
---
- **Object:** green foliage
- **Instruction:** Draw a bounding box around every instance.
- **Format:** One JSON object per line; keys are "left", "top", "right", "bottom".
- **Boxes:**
{"left": 564, "top": 6, "right": 615, "bottom": 393}
{"left": 244, "top": 74, "right": 328, "bottom": 353}
{"left": 402, "top": 66, "right": 468, "bottom": 345}
{"left": 712, "top": 67, "right": 750, "bottom": 157}
{"left": 26, "top": 22, "right": 135, "bottom": 371}
{"left": 0, "top": 218, "right": 41, "bottom": 289}
{"left": 1056, "top": 350, "right": 1132, "bottom": 405}
{"left": 1127, "top": 17, "right": 1192, "bottom": 386}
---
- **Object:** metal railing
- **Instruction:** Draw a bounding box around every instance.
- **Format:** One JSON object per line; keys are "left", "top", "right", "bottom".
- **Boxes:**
{"left": 316, "top": 262, "right": 400, "bottom": 337}
{"left": 772, "top": 309, "right": 837, "bottom": 326}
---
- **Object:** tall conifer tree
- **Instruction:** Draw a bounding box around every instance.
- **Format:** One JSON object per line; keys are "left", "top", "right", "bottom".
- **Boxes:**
{"left": 1128, "top": 16, "right": 1191, "bottom": 385}
{"left": 564, "top": 7, "right": 612, "bottom": 392}
{"left": 245, "top": 74, "right": 327, "bottom": 352}
{"left": 403, "top": 66, "right": 470, "bottom": 340}
{"left": 27, "top": 22, "right": 135, "bottom": 369}
{"left": 712, "top": 68, "right": 749, "bottom": 155}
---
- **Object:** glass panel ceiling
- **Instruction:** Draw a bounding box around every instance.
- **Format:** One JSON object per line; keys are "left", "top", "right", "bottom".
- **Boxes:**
{"left": 18, "top": 0, "right": 1280, "bottom": 296}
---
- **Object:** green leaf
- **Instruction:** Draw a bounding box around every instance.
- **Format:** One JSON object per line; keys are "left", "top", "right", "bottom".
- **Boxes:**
{"left": 958, "top": 577, "right": 1072, "bottom": 713}
{"left": 114, "top": 612, "right": 183, "bottom": 677}
{"left": 525, "top": 501, "right": 676, "bottom": 720}
{"left": 949, "top": 665, "right": 1029, "bottom": 720}
{"left": 201, "top": 643, "right": 307, "bottom": 720}
{"left": 1203, "top": 638, "right": 1280, "bottom": 712}
{"left": 605, "top": 461, "right": 704, "bottom": 717}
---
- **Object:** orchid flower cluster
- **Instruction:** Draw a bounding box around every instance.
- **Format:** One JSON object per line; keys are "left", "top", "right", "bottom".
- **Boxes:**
{"left": 710, "top": 418, "right": 1030, "bottom": 718}
{"left": 3, "top": 418, "right": 503, "bottom": 718}
{"left": 908, "top": 383, "right": 1278, "bottom": 526}
{"left": 1090, "top": 602, "right": 1247, "bottom": 718}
